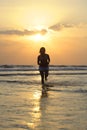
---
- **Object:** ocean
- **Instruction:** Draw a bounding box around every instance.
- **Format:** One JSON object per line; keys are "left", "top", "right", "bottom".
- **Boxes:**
{"left": 0, "top": 65, "right": 87, "bottom": 130}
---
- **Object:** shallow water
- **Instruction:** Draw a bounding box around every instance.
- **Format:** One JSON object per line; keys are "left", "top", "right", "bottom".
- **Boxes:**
{"left": 0, "top": 66, "right": 87, "bottom": 130}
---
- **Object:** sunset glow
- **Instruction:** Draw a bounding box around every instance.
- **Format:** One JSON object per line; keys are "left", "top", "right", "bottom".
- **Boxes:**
{"left": 30, "top": 34, "right": 45, "bottom": 42}
{"left": 0, "top": 0, "right": 87, "bottom": 65}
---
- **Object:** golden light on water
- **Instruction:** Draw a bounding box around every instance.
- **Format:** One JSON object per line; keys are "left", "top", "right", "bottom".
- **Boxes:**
{"left": 27, "top": 90, "right": 41, "bottom": 129}
{"left": 33, "top": 91, "right": 41, "bottom": 99}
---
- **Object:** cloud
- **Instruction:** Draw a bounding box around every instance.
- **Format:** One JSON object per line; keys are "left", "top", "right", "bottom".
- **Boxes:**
{"left": 0, "top": 23, "right": 86, "bottom": 36}
{"left": 49, "top": 23, "right": 75, "bottom": 31}
{"left": 0, "top": 29, "right": 47, "bottom": 36}
{"left": 49, "top": 23, "right": 87, "bottom": 31}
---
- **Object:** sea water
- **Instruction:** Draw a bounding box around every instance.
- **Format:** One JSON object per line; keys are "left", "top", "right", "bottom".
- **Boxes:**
{"left": 0, "top": 65, "right": 87, "bottom": 130}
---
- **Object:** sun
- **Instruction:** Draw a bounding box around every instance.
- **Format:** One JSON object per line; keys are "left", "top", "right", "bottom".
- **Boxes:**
{"left": 33, "top": 34, "right": 44, "bottom": 41}
{"left": 25, "top": 33, "right": 46, "bottom": 43}
{"left": 25, "top": 25, "right": 50, "bottom": 44}
{"left": 29, "top": 33, "right": 47, "bottom": 43}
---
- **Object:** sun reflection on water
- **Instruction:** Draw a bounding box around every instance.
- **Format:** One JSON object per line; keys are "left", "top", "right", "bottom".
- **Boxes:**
{"left": 27, "top": 90, "right": 41, "bottom": 129}
{"left": 33, "top": 91, "right": 41, "bottom": 99}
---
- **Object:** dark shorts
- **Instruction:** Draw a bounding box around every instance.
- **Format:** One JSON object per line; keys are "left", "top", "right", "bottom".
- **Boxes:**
{"left": 39, "top": 66, "right": 49, "bottom": 71}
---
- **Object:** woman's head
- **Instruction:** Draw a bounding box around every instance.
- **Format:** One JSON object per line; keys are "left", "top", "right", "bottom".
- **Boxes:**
{"left": 39, "top": 47, "right": 46, "bottom": 54}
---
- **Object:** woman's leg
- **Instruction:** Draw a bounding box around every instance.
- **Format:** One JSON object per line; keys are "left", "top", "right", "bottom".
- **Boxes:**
{"left": 45, "top": 70, "right": 49, "bottom": 80}
{"left": 40, "top": 71, "right": 44, "bottom": 84}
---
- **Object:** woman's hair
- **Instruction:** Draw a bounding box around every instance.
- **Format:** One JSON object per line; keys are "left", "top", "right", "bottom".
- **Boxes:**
{"left": 39, "top": 47, "right": 46, "bottom": 53}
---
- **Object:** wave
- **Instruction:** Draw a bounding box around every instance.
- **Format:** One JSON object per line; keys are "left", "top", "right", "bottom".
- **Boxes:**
{"left": 48, "top": 88, "right": 87, "bottom": 93}
{"left": 0, "top": 80, "right": 31, "bottom": 84}
{"left": 0, "top": 79, "right": 86, "bottom": 87}
{"left": 0, "top": 65, "right": 87, "bottom": 71}
{"left": 0, "top": 80, "right": 87, "bottom": 94}
{"left": 0, "top": 73, "right": 39, "bottom": 76}
{"left": 0, "top": 72, "right": 87, "bottom": 77}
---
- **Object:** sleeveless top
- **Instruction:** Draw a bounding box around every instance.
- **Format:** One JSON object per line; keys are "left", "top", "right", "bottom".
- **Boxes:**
{"left": 38, "top": 54, "right": 50, "bottom": 67}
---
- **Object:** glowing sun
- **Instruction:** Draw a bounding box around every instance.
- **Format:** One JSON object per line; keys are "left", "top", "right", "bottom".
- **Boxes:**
{"left": 33, "top": 34, "right": 44, "bottom": 41}
{"left": 25, "top": 25, "right": 49, "bottom": 44}
{"left": 29, "top": 33, "right": 46, "bottom": 43}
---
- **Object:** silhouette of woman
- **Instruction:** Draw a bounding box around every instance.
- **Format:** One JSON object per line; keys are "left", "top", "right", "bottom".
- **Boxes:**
{"left": 37, "top": 47, "right": 50, "bottom": 84}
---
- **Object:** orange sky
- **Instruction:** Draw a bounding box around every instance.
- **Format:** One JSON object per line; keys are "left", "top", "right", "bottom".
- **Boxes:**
{"left": 0, "top": 0, "right": 87, "bottom": 65}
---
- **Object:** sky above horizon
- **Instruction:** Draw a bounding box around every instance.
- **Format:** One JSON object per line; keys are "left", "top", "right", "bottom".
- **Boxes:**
{"left": 0, "top": 0, "right": 87, "bottom": 65}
